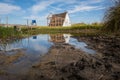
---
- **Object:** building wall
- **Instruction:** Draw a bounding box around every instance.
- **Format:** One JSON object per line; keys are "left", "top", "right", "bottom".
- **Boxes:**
{"left": 63, "top": 13, "right": 71, "bottom": 27}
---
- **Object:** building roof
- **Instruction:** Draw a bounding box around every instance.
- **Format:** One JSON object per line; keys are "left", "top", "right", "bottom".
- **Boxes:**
{"left": 52, "top": 12, "right": 67, "bottom": 19}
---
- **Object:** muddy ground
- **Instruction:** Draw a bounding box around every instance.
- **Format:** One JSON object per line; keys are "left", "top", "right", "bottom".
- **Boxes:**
{"left": 0, "top": 36, "right": 120, "bottom": 80}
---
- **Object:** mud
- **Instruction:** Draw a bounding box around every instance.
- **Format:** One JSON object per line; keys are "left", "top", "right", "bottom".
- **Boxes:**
{"left": 58, "top": 36, "right": 120, "bottom": 80}
{"left": 0, "top": 36, "right": 120, "bottom": 80}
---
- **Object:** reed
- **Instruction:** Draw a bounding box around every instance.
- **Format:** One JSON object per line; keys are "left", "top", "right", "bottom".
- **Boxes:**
{"left": 0, "top": 27, "right": 22, "bottom": 39}
{"left": 103, "top": 0, "right": 120, "bottom": 32}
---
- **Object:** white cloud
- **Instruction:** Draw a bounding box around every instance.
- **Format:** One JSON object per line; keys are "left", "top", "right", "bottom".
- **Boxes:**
{"left": 0, "top": 3, "right": 21, "bottom": 14}
{"left": 24, "top": 15, "right": 40, "bottom": 20}
{"left": 0, "top": 0, "right": 107, "bottom": 25}
{"left": 49, "top": 6, "right": 62, "bottom": 11}
{"left": 69, "top": 5, "right": 104, "bottom": 13}
{"left": 68, "top": 0, "right": 105, "bottom": 14}
{"left": 81, "top": 0, "right": 104, "bottom": 4}
{"left": 23, "top": 13, "right": 49, "bottom": 20}
{"left": 30, "top": 0, "right": 54, "bottom": 14}
{"left": 30, "top": 0, "right": 78, "bottom": 15}
{"left": 30, "top": 0, "right": 103, "bottom": 15}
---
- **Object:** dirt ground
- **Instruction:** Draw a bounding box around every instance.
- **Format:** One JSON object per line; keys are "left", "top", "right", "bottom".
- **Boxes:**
{"left": 0, "top": 36, "right": 120, "bottom": 80}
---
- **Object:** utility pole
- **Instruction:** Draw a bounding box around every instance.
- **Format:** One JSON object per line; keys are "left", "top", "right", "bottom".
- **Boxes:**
{"left": 6, "top": 16, "right": 8, "bottom": 27}
{"left": 0, "top": 17, "right": 1, "bottom": 24}
{"left": 27, "top": 19, "right": 28, "bottom": 26}
{"left": 0, "top": 17, "right": 1, "bottom": 27}
{"left": 27, "top": 19, "right": 29, "bottom": 28}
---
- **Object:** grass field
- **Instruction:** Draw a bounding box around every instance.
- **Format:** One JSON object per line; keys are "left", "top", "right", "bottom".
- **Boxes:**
{"left": 0, "top": 27, "right": 24, "bottom": 40}
{"left": 0, "top": 25, "right": 119, "bottom": 40}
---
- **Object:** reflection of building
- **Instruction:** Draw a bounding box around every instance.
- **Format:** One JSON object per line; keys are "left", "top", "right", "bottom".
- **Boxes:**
{"left": 49, "top": 34, "right": 71, "bottom": 43}
{"left": 49, "top": 34, "right": 65, "bottom": 43}
{"left": 63, "top": 34, "right": 71, "bottom": 43}
{"left": 47, "top": 12, "right": 71, "bottom": 27}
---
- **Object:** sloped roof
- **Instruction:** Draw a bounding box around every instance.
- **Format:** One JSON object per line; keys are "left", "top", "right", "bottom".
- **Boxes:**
{"left": 52, "top": 12, "right": 67, "bottom": 19}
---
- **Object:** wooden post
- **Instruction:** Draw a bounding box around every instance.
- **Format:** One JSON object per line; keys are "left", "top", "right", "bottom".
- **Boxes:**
{"left": 49, "top": 18, "right": 50, "bottom": 26}
{"left": 27, "top": 19, "right": 29, "bottom": 27}
{"left": 49, "top": 18, "right": 51, "bottom": 27}
{"left": 0, "top": 17, "right": 1, "bottom": 24}
{"left": 47, "top": 18, "right": 48, "bottom": 26}
{"left": 27, "top": 19, "right": 29, "bottom": 28}
{"left": 6, "top": 16, "right": 8, "bottom": 27}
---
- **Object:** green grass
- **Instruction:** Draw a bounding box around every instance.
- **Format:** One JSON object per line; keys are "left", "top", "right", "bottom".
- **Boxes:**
{"left": 25, "top": 25, "right": 103, "bottom": 35}
{"left": 0, "top": 27, "right": 24, "bottom": 39}
{"left": 0, "top": 25, "right": 118, "bottom": 40}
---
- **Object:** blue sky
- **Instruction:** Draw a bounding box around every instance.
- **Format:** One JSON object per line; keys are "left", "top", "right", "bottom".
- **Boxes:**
{"left": 0, "top": 0, "right": 113, "bottom": 26}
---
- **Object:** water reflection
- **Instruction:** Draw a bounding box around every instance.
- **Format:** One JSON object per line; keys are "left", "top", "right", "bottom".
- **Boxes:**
{"left": 68, "top": 37, "right": 96, "bottom": 54}
{"left": 0, "top": 34, "right": 95, "bottom": 54}
{"left": 48, "top": 34, "right": 95, "bottom": 54}
{"left": 0, "top": 34, "right": 96, "bottom": 73}
{"left": 0, "top": 39, "right": 23, "bottom": 51}
{"left": 33, "top": 36, "right": 37, "bottom": 39}
{"left": 63, "top": 34, "right": 71, "bottom": 43}
{"left": 48, "top": 34, "right": 71, "bottom": 44}
{"left": 49, "top": 34, "right": 65, "bottom": 43}
{"left": 0, "top": 35, "right": 53, "bottom": 55}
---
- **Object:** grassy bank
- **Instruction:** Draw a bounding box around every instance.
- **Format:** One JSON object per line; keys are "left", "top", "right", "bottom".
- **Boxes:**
{"left": 23, "top": 25, "right": 103, "bottom": 34}
{"left": 0, "top": 25, "right": 119, "bottom": 40}
{"left": 24, "top": 25, "right": 118, "bottom": 37}
{"left": 0, "top": 27, "right": 25, "bottom": 40}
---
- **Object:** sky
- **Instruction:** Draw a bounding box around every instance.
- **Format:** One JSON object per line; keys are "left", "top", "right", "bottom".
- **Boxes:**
{"left": 0, "top": 0, "right": 113, "bottom": 26}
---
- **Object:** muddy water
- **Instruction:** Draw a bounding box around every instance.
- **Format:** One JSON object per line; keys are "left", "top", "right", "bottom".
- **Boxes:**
{"left": 0, "top": 34, "right": 96, "bottom": 74}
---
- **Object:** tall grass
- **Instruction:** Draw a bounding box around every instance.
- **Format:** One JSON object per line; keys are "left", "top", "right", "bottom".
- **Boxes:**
{"left": 103, "top": 0, "right": 120, "bottom": 32}
{"left": 0, "top": 24, "right": 104, "bottom": 39}
{"left": 0, "top": 27, "right": 22, "bottom": 39}
{"left": 20, "top": 25, "right": 103, "bottom": 36}
{"left": 71, "top": 25, "right": 103, "bottom": 30}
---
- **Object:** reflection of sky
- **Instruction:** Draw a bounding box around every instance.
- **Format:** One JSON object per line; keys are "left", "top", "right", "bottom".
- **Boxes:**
{"left": 23, "top": 34, "right": 53, "bottom": 54}
{"left": 68, "top": 37, "right": 96, "bottom": 54}
{"left": 0, "top": 35, "right": 53, "bottom": 55}
{"left": 0, "top": 34, "right": 54, "bottom": 65}
{"left": 1, "top": 34, "right": 54, "bottom": 74}
{"left": 0, "top": 34, "right": 96, "bottom": 54}
{"left": 0, "top": 34, "right": 96, "bottom": 73}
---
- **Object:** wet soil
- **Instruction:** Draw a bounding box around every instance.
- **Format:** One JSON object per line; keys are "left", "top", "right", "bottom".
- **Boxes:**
{"left": 0, "top": 36, "right": 120, "bottom": 80}
{"left": 58, "top": 36, "right": 120, "bottom": 80}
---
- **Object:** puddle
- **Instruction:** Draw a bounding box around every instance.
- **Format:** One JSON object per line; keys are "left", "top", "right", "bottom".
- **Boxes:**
{"left": 0, "top": 34, "right": 96, "bottom": 73}
{"left": 68, "top": 37, "right": 96, "bottom": 54}
{"left": 0, "top": 34, "right": 96, "bottom": 57}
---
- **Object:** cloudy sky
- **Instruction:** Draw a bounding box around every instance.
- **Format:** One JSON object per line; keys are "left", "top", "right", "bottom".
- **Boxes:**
{"left": 0, "top": 0, "right": 113, "bottom": 26}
